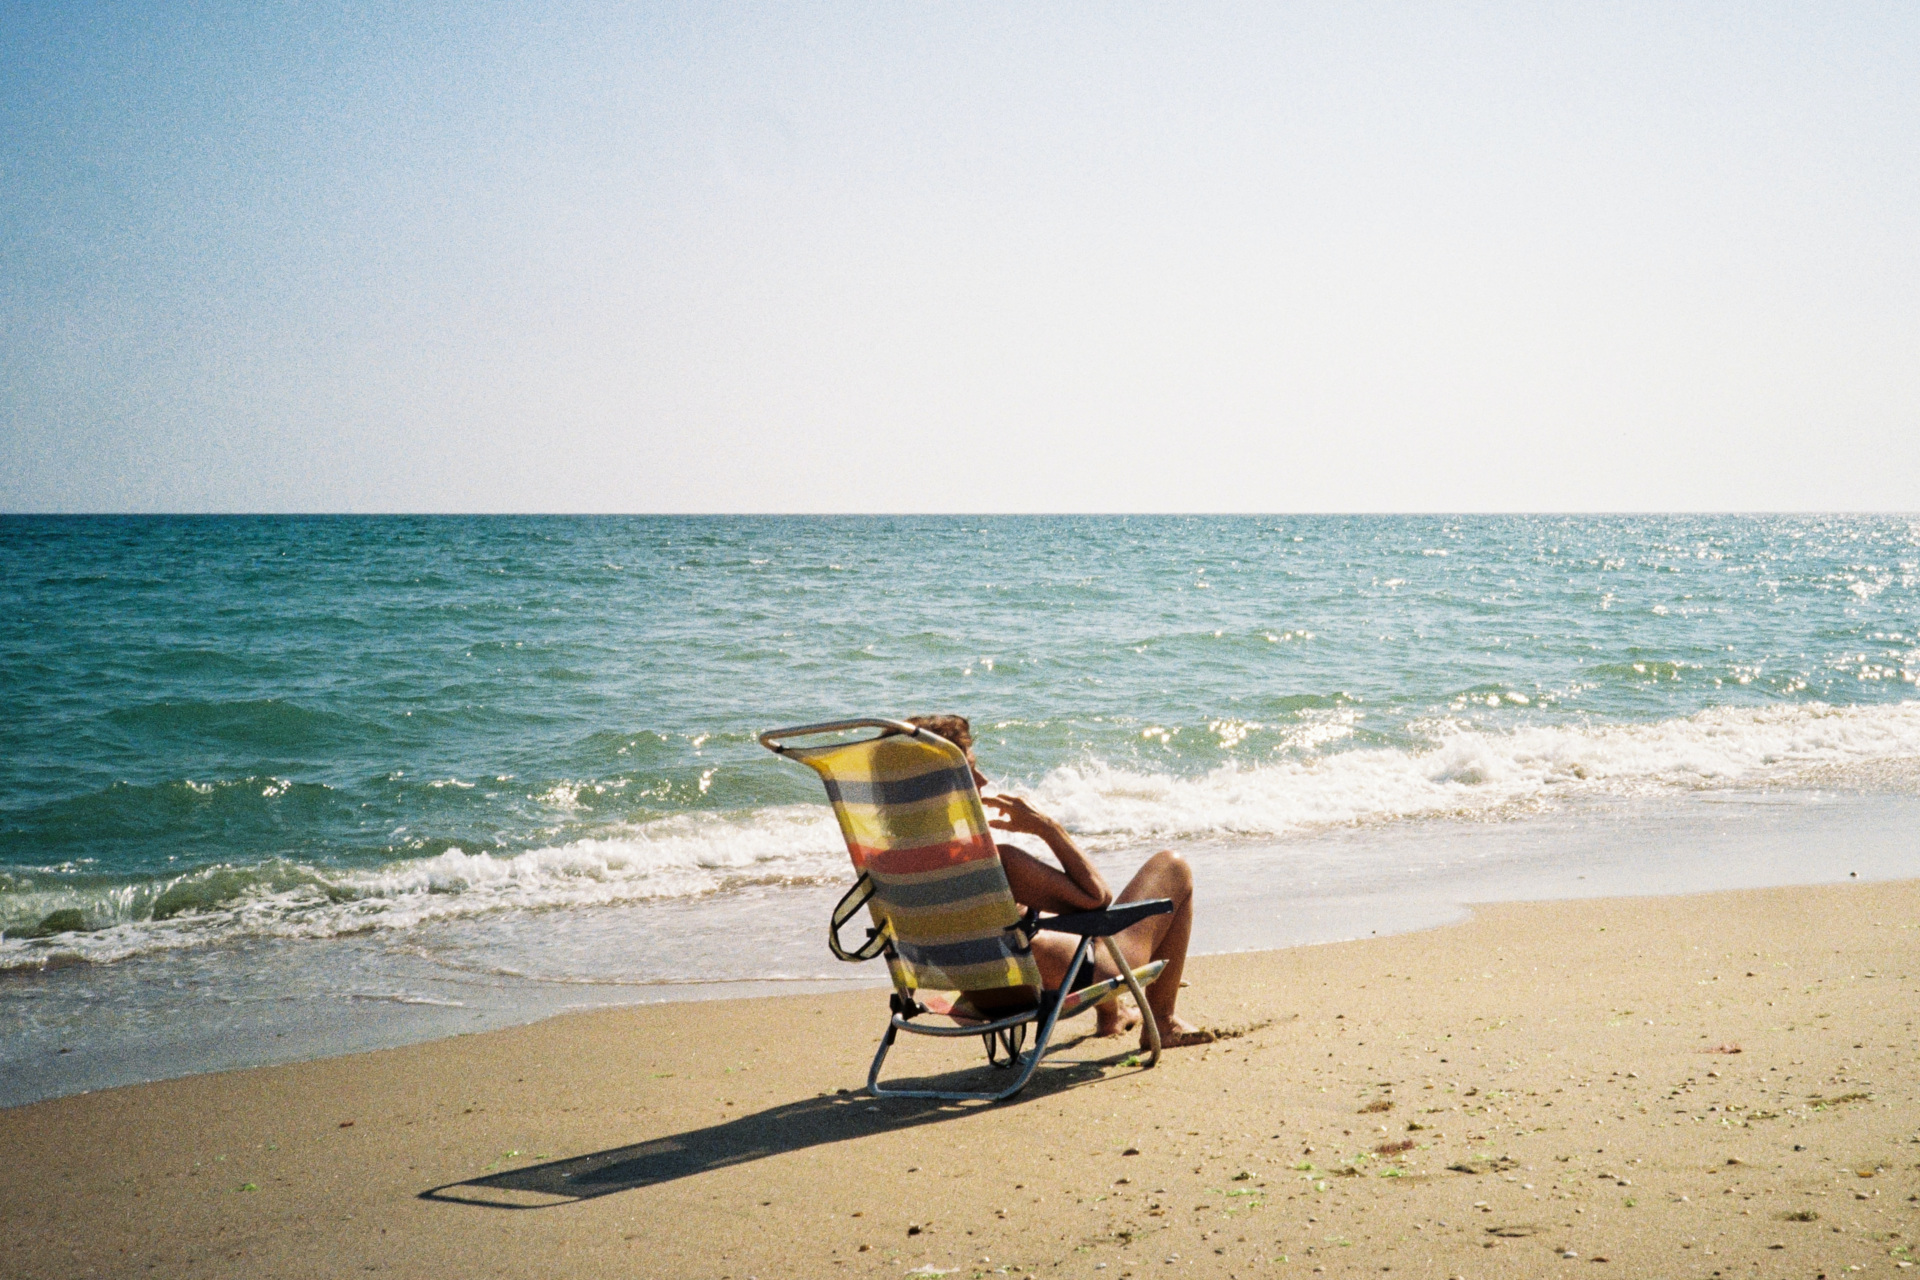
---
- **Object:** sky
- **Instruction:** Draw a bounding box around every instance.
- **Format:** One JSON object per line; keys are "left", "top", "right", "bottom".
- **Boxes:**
{"left": 3, "top": 2, "right": 1916, "bottom": 513}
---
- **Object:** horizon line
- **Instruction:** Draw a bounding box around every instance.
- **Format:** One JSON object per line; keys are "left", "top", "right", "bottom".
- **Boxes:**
{"left": 2, "top": 509, "right": 1916, "bottom": 520}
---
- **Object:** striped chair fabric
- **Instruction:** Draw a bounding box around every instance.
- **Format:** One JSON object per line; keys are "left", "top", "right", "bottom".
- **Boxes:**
{"left": 785, "top": 730, "right": 1042, "bottom": 999}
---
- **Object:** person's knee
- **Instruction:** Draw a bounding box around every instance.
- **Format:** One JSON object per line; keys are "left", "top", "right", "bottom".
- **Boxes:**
{"left": 1146, "top": 849, "right": 1192, "bottom": 896}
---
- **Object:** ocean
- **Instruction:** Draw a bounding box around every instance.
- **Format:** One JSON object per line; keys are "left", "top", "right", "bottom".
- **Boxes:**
{"left": 3, "top": 514, "right": 1917, "bottom": 1105}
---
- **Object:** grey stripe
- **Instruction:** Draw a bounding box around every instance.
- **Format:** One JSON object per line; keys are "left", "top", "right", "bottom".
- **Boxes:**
{"left": 872, "top": 864, "right": 1010, "bottom": 910}
{"left": 821, "top": 766, "right": 973, "bottom": 808}
{"left": 895, "top": 935, "right": 1022, "bottom": 969}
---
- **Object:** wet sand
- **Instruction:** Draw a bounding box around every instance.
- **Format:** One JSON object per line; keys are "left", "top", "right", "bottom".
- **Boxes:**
{"left": 4, "top": 878, "right": 1917, "bottom": 1279}
{"left": 13, "top": 786, "right": 1917, "bottom": 1112}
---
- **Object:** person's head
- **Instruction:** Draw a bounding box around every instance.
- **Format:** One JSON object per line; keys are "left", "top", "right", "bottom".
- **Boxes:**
{"left": 906, "top": 714, "right": 986, "bottom": 788}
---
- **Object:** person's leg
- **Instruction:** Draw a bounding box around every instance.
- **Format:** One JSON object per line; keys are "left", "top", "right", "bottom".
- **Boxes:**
{"left": 1023, "top": 854, "right": 1188, "bottom": 992}
{"left": 1090, "top": 850, "right": 1208, "bottom": 1049}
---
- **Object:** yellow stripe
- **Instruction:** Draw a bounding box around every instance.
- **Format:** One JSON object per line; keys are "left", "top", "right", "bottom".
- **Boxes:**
{"left": 833, "top": 796, "right": 984, "bottom": 848}
{"left": 908, "top": 955, "right": 1042, "bottom": 993}
{"left": 797, "top": 735, "right": 968, "bottom": 784}
{"left": 840, "top": 788, "right": 979, "bottom": 821}
{"left": 874, "top": 895, "right": 1025, "bottom": 940}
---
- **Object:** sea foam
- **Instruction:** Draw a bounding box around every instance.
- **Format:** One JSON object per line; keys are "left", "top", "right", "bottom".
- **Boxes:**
{"left": 0, "top": 807, "right": 848, "bottom": 969}
{"left": 1031, "top": 700, "right": 1920, "bottom": 842}
{"left": 3, "top": 700, "right": 1917, "bottom": 969}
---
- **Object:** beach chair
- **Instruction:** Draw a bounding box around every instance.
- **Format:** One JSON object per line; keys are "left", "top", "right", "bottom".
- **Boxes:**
{"left": 760, "top": 718, "right": 1170, "bottom": 1102}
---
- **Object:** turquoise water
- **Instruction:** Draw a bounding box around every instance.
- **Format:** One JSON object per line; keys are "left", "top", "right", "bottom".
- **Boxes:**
{"left": 4, "top": 514, "right": 1918, "bottom": 969}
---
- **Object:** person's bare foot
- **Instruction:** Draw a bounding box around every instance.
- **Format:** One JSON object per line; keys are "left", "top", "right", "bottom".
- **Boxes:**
{"left": 1094, "top": 1000, "right": 1142, "bottom": 1038}
{"left": 1149, "top": 1015, "right": 1216, "bottom": 1050}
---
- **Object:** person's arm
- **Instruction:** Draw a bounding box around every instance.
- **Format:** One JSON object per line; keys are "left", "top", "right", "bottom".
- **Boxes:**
{"left": 983, "top": 793, "right": 1111, "bottom": 914}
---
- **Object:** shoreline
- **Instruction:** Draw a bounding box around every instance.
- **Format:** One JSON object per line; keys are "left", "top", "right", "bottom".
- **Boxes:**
{"left": 4, "top": 876, "right": 1918, "bottom": 1278}
{"left": 6, "top": 785, "right": 1919, "bottom": 1109}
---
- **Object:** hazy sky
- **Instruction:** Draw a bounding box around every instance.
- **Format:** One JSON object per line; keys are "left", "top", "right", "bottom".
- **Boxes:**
{"left": 4, "top": 3, "right": 1916, "bottom": 512}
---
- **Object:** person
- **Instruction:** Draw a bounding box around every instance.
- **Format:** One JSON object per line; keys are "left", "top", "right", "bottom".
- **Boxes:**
{"left": 907, "top": 715, "right": 1214, "bottom": 1050}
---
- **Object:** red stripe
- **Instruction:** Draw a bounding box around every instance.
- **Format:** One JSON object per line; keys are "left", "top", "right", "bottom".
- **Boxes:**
{"left": 850, "top": 835, "right": 999, "bottom": 876}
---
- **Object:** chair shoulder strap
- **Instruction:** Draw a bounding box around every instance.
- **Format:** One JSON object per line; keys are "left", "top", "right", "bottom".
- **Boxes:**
{"left": 828, "top": 872, "right": 891, "bottom": 962}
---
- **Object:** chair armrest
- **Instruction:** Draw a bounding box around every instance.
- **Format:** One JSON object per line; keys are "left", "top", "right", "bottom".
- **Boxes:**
{"left": 1032, "top": 898, "right": 1173, "bottom": 937}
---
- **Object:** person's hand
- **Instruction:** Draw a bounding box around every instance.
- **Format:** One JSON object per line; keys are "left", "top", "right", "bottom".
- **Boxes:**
{"left": 981, "top": 792, "right": 1056, "bottom": 838}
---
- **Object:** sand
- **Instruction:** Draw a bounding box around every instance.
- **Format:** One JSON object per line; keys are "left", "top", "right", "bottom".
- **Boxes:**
{"left": 3, "top": 878, "right": 1916, "bottom": 1279}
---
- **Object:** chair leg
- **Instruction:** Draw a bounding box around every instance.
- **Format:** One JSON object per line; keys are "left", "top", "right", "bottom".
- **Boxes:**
{"left": 865, "top": 941, "right": 1093, "bottom": 1103}
{"left": 867, "top": 1017, "right": 1051, "bottom": 1102}
{"left": 1102, "top": 935, "right": 1161, "bottom": 1068}
{"left": 866, "top": 1024, "right": 899, "bottom": 1095}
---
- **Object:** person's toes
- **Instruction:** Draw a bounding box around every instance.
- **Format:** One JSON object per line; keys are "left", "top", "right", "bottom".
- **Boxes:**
{"left": 1146, "top": 1017, "right": 1217, "bottom": 1049}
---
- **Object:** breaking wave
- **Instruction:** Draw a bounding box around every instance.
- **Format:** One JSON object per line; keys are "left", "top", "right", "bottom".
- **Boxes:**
{"left": 0, "top": 807, "right": 848, "bottom": 970}
{"left": 1029, "top": 700, "right": 1920, "bottom": 841}
{"left": 5, "top": 701, "right": 1917, "bottom": 970}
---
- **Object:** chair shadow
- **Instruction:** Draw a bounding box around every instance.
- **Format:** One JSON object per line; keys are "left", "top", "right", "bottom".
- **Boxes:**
{"left": 420, "top": 1031, "right": 1131, "bottom": 1208}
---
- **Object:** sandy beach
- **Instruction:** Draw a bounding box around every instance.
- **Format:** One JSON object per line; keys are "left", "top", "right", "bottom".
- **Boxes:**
{"left": 4, "top": 877, "right": 1916, "bottom": 1280}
